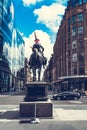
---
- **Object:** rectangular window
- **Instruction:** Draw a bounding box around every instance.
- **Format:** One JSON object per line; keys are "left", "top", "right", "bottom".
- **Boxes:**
{"left": 0, "top": 6, "right": 2, "bottom": 26}
{"left": 78, "top": 13, "right": 83, "bottom": 22}
{"left": 68, "top": 51, "right": 71, "bottom": 57}
{"left": 0, "top": 7, "right": 2, "bottom": 14}
{"left": 72, "top": 53, "right": 77, "bottom": 62}
{"left": 83, "top": 0, "right": 87, "bottom": 3}
{"left": 72, "top": 40, "right": 77, "bottom": 49}
{"left": 78, "top": 40, "right": 84, "bottom": 48}
{"left": 68, "top": 62, "right": 71, "bottom": 68}
{"left": 78, "top": 26, "right": 83, "bottom": 35}
{"left": 71, "top": 0, "right": 76, "bottom": 7}
{"left": 78, "top": 0, "right": 83, "bottom": 4}
{"left": 0, "top": 18, "right": 2, "bottom": 26}
{"left": 73, "top": 67, "right": 77, "bottom": 74}
{"left": 79, "top": 67, "right": 84, "bottom": 75}
{"left": 72, "top": 28, "right": 76, "bottom": 36}
{"left": 78, "top": 52, "right": 84, "bottom": 61}
{"left": 72, "top": 15, "right": 76, "bottom": 24}
{"left": 71, "top": 0, "right": 78, "bottom": 6}
{"left": 71, "top": 0, "right": 83, "bottom": 6}
{"left": 0, "top": 33, "right": 3, "bottom": 43}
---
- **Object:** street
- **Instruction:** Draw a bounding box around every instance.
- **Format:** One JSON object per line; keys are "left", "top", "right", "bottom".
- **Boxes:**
{"left": 0, "top": 95, "right": 87, "bottom": 130}
{"left": 52, "top": 97, "right": 87, "bottom": 105}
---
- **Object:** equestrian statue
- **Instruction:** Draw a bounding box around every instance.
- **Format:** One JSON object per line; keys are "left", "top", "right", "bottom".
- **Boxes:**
{"left": 28, "top": 32, "right": 47, "bottom": 81}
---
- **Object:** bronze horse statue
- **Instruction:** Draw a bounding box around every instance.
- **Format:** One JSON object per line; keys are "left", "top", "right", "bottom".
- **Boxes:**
{"left": 29, "top": 48, "right": 47, "bottom": 81}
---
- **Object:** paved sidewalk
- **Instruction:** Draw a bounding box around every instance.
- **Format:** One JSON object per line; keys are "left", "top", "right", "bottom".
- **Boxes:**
{"left": 0, "top": 105, "right": 87, "bottom": 122}
{"left": 54, "top": 108, "right": 87, "bottom": 121}
{"left": 0, "top": 95, "right": 87, "bottom": 122}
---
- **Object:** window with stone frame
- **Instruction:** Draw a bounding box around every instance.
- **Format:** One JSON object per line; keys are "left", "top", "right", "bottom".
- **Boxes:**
{"left": 78, "top": 40, "right": 84, "bottom": 48}
{"left": 78, "top": 13, "right": 83, "bottom": 22}
{"left": 78, "top": 52, "right": 84, "bottom": 61}
{"left": 72, "top": 53, "right": 77, "bottom": 62}
{"left": 72, "top": 15, "right": 76, "bottom": 24}
{"left": 72, "top": 40, "right": 77, "bottom": 49}
{"left": 73, "top": 67, "right": 77, "bottom": 74}
{"left": 79, "top": 67, "right": 84, "bottom": 75}
{"left": 78, "top": 26, "right": 83, "bottom": 35}
{"left": 72, "top": 28, "right": 77, "bottom": 36}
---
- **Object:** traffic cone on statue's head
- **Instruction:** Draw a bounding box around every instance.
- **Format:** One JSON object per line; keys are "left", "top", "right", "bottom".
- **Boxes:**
{"left": 34, "top": 32, "right": 40, "bottom": 43}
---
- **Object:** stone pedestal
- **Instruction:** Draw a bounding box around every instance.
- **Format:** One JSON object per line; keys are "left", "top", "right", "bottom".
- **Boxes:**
{"left": 24, "top": 82, "right": 48, "bottom": 101}
{"left": 20, "top": 99, "right": 53, "bottom": 118}
{"left": 19, "top": 82, "right": 53, "bottom": 118}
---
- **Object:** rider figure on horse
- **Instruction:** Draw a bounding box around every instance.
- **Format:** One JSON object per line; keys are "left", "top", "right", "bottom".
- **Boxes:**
{"left": 32, "top": 32, "right": 46, "bottom": 68}
{"left": 32, "top": 37, "right": 44, "bottom": 57}
{"left": 29, "top": 32, "right": 47, "bottom": 81}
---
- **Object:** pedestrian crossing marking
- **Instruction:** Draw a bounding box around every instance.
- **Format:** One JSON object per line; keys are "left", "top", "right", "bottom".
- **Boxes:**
{"left": 0, "top": 95, "right": 9, "bottom": 97}
{"left": 68, "top": 100, "right": 82, "bottom": 104}
{"left": 0, "top": 119, "right": 19, "bottom": 122}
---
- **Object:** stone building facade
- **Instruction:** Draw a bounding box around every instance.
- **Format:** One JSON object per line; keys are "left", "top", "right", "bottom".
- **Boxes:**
{"left": 44, "top": 0, "right": 87, "bottom": 95}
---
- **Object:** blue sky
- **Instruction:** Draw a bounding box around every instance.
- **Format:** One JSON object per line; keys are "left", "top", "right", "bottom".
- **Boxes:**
{"left": 12, "top": 0, "right": 68, "bottom": 60}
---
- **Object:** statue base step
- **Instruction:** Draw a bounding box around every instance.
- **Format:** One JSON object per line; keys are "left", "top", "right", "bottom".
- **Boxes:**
{"left": 19, "top": 99, "right": 53, "bottom": 118}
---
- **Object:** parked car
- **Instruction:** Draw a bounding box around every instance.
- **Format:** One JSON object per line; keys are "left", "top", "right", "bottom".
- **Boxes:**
{"left": 53, "top": 91, "right": 80, "bottom": 100}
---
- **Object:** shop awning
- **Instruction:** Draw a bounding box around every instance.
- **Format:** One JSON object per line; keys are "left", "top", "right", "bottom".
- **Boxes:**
{"left": 58, "top": 75, "right": 87, "bottom": 80}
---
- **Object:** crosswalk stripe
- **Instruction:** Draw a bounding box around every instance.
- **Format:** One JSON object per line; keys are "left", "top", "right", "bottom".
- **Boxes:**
{"left": 68, "top": 100, "right": 82, "bottom": 104}
{"left": 0, "top": 95, "right": 9, "bottom": 97}
{"left": 0, "top": 119, "right": 19, "bottom": 122}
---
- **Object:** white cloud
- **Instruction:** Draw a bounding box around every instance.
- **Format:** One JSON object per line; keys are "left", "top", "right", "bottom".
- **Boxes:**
{"left": 24, "top": 30, "right": 53, "bottom": 62}
{"left": 24, "top": 30, "right": 53, "bottom": 80}
{"left": 34, "top": 3, "right": 66, "bottom": 32}
{"left": 22, "top": 0, "right": 43, "bottom": 6}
